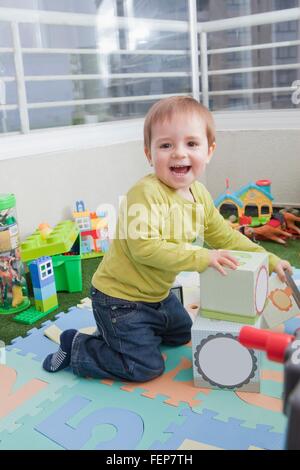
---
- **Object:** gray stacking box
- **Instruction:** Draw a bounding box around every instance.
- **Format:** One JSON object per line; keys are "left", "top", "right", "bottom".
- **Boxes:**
{"left": 192, "top": 314, "right": 261, "bottom": 392}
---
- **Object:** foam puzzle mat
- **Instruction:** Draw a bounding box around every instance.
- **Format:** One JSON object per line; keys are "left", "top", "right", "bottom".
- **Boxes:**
{"left": 1, "top": 269, "right": 300, "bottom": 450}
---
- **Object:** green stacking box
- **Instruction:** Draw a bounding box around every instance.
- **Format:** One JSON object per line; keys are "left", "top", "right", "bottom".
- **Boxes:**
{"left": 52, "top": 236, "right": 82, "bottom": 293}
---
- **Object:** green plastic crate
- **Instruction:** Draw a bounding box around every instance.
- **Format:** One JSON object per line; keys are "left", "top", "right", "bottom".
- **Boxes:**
{"left": 52, "top": 236, "right": 82, "bottom": 293}
{"left": 20, "top": 220, "right": 79, "bottom": 262}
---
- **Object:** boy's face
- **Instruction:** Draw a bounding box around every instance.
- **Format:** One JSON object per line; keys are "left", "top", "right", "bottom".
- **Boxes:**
{"left": 145, "top": 112, "right": 215, "bottom": 192}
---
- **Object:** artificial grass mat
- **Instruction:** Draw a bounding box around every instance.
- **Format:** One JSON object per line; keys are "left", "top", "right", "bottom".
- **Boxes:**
{"left": 0, "top": 240, "right": 299, "bottom": 346}
{"left": 0, "top": 258, "right": 100, "bottom": 346}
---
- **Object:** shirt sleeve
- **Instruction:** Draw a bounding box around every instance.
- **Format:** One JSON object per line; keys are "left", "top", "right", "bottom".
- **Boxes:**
{"left": 202, "top": 187, "right": 281, "bottom": 273}
{"left": 124, "top": 185, "right": 211, "bottom": 273}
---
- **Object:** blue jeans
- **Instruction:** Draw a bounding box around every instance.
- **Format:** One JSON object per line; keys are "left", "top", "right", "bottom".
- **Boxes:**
{"left": 71, "top": 287, "right": 192, "bottom": 382}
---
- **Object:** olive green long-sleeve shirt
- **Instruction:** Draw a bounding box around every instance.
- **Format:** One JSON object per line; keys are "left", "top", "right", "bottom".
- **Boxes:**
{"left": 92, "top": 174, "right": 280, "bottom": 302}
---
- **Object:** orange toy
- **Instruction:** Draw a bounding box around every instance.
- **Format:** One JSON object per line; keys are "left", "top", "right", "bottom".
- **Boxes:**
{"left": 242, "top": 211, "right": 300, "bottom": 245}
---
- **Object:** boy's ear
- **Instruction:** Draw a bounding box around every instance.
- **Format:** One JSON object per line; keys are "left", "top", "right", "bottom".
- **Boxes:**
{"left": 144, "top": 147, "right": 153, "bottom": 166}
{"left": 206, "top": 142, "right": 216, "bottom": 164}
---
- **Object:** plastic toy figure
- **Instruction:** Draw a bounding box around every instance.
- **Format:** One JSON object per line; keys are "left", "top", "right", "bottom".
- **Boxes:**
{"left": 0, "top": 251, "right": 24, "bottom": 308}
{"left": 239, "top": 211, "right": 300, "bottom": 245}
{"left": 239, "top": 326, "right": 300, "bottom": 450}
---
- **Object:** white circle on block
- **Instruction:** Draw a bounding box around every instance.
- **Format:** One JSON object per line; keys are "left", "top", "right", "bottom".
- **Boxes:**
{"left": 197, "top": 337, "right": 254, "bottom": 387}
{"left": 255, "top": 266, "right": 268, "bottom": 314}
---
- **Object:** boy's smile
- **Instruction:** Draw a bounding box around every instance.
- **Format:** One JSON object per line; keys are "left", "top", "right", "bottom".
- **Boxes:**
{"left": 145, "top": 111, "right": 215, "bottom": 195}
{"left": 169, "top": 164, "right": 191, "bottom": 176}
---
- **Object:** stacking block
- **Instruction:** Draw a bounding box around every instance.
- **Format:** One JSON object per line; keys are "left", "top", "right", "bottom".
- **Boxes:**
{"left": 201, "top": 310, "right": 259, "bottom": 325}
{"left": 100, "top": 239, "right": 110, "bottom": 253}
{"left": 262, "top": 274, "right": 300, "bottom": 329}
{"left": 191, "top": 314, "right": 261, "bottom": 392}
{"left": 33, "top": 283, "right": 56, "bottom": 301}
{"left": 35, "top": 293, "right": 58, "bottom": 314}
{"left": 14, "top": 306, "right": 51, "bottom": 324}
{"left": 29, "top": 257, "right": 55, "bottom": 289}
{"left": 20, "top": 221, "right": 79, "bottom": 262}
{"left": 200, "top": 251, "right": 269, "bottom": 319}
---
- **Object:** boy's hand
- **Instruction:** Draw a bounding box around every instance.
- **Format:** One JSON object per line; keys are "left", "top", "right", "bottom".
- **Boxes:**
{"left": 208, "top": 249, "right": 239, "bottom": 276}
{"left": 274, "top": 260, "right": 293, "bottom": 283}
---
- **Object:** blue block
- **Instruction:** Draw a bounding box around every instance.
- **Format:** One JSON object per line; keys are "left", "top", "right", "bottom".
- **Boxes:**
{"left": 81, "top": 240, "right": 91, "bottom": 254}
{"left": 29, "top": 257, "right": 55, "bottom": 289}
{"left": 101, "top": 239, "right": 110, "bottom": 253}
{"left": 33, "top": 283, "right": 57, "bottom": 301}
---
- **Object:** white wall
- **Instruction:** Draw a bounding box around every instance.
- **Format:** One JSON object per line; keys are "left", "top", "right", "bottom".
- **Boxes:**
{"left": 0, "top": 140, "right": 149, "bottom": 237}
{"left": 0, "top": 128, "right": 299, "bottom": 238}
{"left": 206, "top": 129, "right": 300, "bottom": 206}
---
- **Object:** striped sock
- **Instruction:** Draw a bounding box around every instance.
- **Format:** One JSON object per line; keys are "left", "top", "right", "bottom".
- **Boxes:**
{"left": 43, "top": 329, "right": 77, "bottom": 372}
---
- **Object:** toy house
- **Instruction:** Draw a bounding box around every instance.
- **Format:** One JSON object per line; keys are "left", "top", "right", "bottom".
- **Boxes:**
{"left": 73, "top": 200, "right": 110, "bottom": 259}
{"left": 215, "top": 179, "right": 274, "bottom": 227}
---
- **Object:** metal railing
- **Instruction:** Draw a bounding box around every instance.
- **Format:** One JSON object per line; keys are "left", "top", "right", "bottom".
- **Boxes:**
{"left": 0, "top": 4, "right": 299, "bottom": 134}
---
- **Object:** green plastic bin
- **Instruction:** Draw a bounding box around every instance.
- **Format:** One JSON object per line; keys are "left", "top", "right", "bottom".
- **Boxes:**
{"left": 52, "top": 236, "right": 82, "bottom": 293}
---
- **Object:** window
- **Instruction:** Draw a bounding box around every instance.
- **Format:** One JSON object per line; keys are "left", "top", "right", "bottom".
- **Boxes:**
{"left": 229, "top": 73, "right": 246, "bottom": 89}
{"left": 276, "top": 46, "right": 297, "bottom": 60}
{"left": 219, "top": 203, "right": 239, "bottom": 220}
{"left": 0, "top": 1, "right": 299, "bottom": 135}
{"left": 276, "top": 70, "right": 298, "bottom": 87}
{"left": 261, "top": 206, "right": 270, "bottom": 215}
{"left": 227, "top": 97, "right": 249, "bottom": 110}
{"left": 275, "top": 21, "right": 298, "bottom": 33}
{"left": 244, "top": 205, "right": 259, "bottom": 217}
{"left": 275, "top": 0, "right": 298, "bottom": 8}
{"left": 39, "top": 260, "right": 53, "bottom": 280}
{"left": 0, "top": 0, "right": 191, "bottom": 134}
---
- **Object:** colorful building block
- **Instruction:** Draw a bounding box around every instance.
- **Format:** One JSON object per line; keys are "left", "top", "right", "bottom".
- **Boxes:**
{"left": 35, "top": 294, "right": 58, "bottom": 314}
{"left": 14, "top": 306, "right": 52, "bottom": 324}
{"left": 33, "top": 283, "right": 56, "bottom": 301}
{"left": 191, "top": 314, "right": 261, "bottom": 392}
{"left": 29, "top": 257, "right": 55, "bottom": 288}
{"left": 29, "top": 257, "right": 58, "bottom": 314}
{"left": 20, "top": 221, "right": 79, "bottom": 262}
{"left": 200, "top": 250, "right": 269, "bottom": 320}
{"left": 72, "top": 201, "right": 109, "bottom": 259}
{"left": 100, "top": 239, "right": 110, "bottom": 253}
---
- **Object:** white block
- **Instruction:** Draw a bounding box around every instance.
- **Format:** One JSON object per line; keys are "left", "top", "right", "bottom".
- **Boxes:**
{"left": 200, "top": 250, "right": 269, "bottom": 318}
{"left": 262, "top": 274, "right": 300, "bottom": 328}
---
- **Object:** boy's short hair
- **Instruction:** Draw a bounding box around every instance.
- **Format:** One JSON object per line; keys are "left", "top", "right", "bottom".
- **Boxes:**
{"left": 144, "top": 95, "right": 216, "bottom": 149}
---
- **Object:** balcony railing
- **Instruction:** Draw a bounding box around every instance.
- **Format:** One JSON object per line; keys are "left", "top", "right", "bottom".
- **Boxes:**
{"left": 0, "top": 3, "right": 299, "bottom": 134}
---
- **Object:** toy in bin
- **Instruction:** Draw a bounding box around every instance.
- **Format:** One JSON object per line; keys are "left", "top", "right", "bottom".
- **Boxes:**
{"left": 0, "top": 194, "right": 30, "bottom": 314}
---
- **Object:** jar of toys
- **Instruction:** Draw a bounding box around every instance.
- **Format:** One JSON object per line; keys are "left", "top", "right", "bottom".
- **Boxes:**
{"left": 0, "top": 194, "right": 30, "bottom": 314}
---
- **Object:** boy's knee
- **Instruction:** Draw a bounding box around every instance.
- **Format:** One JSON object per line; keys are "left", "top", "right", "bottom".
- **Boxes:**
{"left": 163, "top": 332, "right": 191, "bottom": 347}
{"left": 130, "top": 359, "right": 165, "bottom": 383}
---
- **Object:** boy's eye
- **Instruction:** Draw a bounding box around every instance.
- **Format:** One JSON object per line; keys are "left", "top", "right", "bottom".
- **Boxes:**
{"left": 160, "top": 143, "right": 171, "bottom": 149}
{"left": 188, "top": 141, "right": 199, "bottom": 147}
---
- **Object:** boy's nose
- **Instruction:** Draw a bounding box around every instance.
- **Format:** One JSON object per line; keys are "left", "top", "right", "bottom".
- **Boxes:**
{"left": 172, "top": 144, "right": 188, "bottom": 158}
